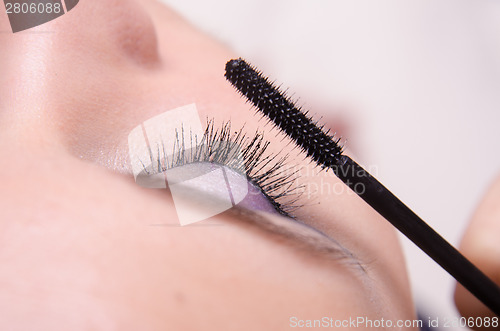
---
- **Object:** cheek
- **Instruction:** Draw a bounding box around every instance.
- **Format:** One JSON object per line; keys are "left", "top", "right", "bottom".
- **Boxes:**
{"left": 99, "top": 218, "right": 387, "bottom": 330}
{"left": 0, "top": 214, "right": 381, "bottom": 330}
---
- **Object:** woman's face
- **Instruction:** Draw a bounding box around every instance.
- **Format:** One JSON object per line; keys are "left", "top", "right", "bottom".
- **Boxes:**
{"left": 0, "top": 0, "right": 416, "bottom": 329}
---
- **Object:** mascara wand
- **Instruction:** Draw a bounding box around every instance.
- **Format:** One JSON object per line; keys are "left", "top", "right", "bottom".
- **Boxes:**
{"left": 225, "top": 58, "right": 500, "bottom": 315}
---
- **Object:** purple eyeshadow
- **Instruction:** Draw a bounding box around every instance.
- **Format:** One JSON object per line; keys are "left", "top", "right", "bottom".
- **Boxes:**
{"left": 236, "top": 181, "right": 280, "bottom": 215}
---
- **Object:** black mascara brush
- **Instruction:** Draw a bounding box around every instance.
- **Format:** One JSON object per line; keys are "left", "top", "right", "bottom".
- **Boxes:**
{"left": 225, "top": 58, "right": 500, "bottom": 315}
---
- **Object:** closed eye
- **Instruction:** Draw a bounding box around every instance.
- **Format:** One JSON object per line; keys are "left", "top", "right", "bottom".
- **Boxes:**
{"left": 135, "top": 119, "right": 305, "bottom": 217}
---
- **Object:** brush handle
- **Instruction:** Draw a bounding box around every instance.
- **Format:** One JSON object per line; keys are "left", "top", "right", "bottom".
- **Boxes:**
{"left": 334, "top": 155, "right": 500, "bottom": 316}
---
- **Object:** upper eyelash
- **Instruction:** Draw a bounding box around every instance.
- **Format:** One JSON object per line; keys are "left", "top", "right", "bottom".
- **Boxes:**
{"left": 142, "top": 119, "right": 304, "bottom": 217}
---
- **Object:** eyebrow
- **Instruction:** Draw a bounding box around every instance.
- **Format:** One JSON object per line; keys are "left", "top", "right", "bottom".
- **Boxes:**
{"left": 223, "top": 207, "right": 366, "bottom": 273}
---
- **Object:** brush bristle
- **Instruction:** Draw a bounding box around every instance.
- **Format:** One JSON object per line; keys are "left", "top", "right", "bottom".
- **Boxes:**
{"left": 225, "top": 58, "right": 343, "bottom": 168}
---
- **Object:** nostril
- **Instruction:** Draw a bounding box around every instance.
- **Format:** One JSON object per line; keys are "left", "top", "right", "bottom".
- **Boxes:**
{"left": 58, "top": 0, "right": 161, "bottom": 67}
{"left": 117, "top": 8, "right": 160, "bottom": 67}
{"left": 96, "top": 0, "right": 161, "bottom": 67}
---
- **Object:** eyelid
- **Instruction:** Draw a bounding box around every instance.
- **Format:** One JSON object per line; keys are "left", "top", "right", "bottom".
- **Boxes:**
{"left": 128, "top": 105, "right": 304, "bottom": 224}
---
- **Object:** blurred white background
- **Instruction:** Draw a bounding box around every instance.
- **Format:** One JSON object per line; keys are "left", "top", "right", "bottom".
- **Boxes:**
{"left": 159, "top": 0, "right": 500, "bottom": 327}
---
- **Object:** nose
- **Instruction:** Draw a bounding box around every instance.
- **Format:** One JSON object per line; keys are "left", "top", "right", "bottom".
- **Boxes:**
{"left": 0, "top": 0, "right": 160, "bottom": 66}
{"left": 0, "top": 0, "right": 160, "bottom": 147}
{"left": 62, "top": 0, "right": 160, "bottom": 66}
{"left": 5, "top": 0, "right": 159, "bottom": 60}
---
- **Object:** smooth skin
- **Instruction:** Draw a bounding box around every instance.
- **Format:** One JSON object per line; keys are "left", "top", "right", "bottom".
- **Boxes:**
{"left": 1, "top": 0, "right": 491, "bottom": 330}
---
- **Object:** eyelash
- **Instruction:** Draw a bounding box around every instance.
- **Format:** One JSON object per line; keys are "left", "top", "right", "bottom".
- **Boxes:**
{"left": 144, "top": 119, "right": 304, "bottom": 217}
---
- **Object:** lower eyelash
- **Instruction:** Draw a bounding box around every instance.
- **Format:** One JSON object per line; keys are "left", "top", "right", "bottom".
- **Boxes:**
{"left": 144, "top": 119, "right": 304, "bottom": 217}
